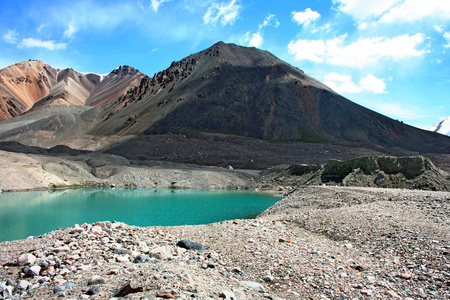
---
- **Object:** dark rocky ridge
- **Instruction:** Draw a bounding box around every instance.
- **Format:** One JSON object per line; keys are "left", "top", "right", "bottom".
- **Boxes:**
{"left": 89, "top": 42, "right": 450, "bottom": 154}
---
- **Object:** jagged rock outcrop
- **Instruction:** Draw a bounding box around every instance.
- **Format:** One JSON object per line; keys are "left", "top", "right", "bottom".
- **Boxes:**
{"left": 285, "top": 156, "right": 450, "bottom": 191}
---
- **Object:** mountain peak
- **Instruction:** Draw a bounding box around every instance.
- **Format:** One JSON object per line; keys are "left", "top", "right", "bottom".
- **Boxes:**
{"left": 433, "top": 116, "right": 450, "bottom": 136}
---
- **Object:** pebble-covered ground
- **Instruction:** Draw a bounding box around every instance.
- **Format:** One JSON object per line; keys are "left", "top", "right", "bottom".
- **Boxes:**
{"left": 0, "top": 186, "right": 449, "bottom": 299}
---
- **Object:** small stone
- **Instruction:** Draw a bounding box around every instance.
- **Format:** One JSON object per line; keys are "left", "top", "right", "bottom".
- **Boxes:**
{"left": 240, "top": 281, "right": 265, "bottom": 293}
{"left": 114, "top": 283, "right": 143, "bottom": 297}
{"left": 35, "top": 258, "right": 49, "bottom": 268}
{"left": 384, "top": 290, "right": 400, "bottom": 298}
{"left": 114, "top": 247, "right": 129, "bottom": 255}
{"left": 116, "top": 256, "right": 130, "bottom": 262}
{"left": 149, "top": 246, "right": 173, "bottom": 260}
{"left": 14, "top": 280, "right": 32, "bottom": 293}
{"left": 399, "top": 273, "right": 412, "bottom": 279}
{"left": 133, "top": 254, "right": 151, "bottom": 263}
{"left": 219, "top": 290, "right": 237, "bottom": 299}
{"left": 263, "top": 276, "right": 275, "bottom": 282}
{"left": 367, "top": 275, "right": 376, "bottom": 283}
{"left": 27, "top": 265, "right": 41, "bottom": 277}
{"left": 53, "top": 286, "right": 66, "bottom": 294}
{"left": 85, "top": 286, "right": 100, "bottom": 295}
{"left": 87, "top": 275, "right": 105, "bottom": 286}
{"left": 91, "top": 225, "right": 103, "bottom": 235}
{"left": 106, "top": 269, "right": 120, "bottom": 275}
{"left": 0, "top": 282, "right": 12, "bottom": 298}
{"left": 176, "top": 239, "right": 206, "bottom": 252}
{"left": 361, "top": 289, "right": 373, "bottom": 296}
{"left": 156, "top": 293, "right": 175, "bottom": 299}
{"left": 17, "top": 253, "right": 36, "bottom": 266}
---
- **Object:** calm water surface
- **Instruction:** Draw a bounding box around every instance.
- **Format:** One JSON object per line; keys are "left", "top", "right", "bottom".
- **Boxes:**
{"left": 0, "top": 188, "right": 279, "bottom": 242}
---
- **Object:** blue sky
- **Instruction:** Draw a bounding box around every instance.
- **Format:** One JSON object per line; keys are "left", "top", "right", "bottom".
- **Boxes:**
{"left": 1, "top": 0, "right": 449, "bottom": 130}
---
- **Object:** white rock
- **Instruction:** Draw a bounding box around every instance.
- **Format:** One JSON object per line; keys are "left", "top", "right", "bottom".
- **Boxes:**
{"left": 149, "top": 246, "right": 173, "bottom": 260}
{"left": 240, "top": 281, "right": 265, "bottom": 293}
{"left": 17, "top": 253, "right": 37, "bottom": 266}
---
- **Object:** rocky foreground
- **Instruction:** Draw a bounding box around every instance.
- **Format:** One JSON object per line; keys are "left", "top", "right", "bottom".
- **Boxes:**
{"left": 0, "top": 186, "right": 449, "bottom": 299}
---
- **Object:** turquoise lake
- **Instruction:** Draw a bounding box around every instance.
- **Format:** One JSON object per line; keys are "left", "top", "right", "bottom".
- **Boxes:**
{"left": 0, "top": 188, "right": 279, "bottom": 242}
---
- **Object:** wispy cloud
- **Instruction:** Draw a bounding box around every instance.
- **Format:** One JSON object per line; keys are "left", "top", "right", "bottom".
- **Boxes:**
{"left": 288, "top": 33, "right": 428, "bottom": 67}
{"left": 292, "top": 8, "right": 320, "bottom": 27}
{"left": 63, "top": 21, "right": 77, "bottom": 39}
{"left": 324, "top": 72, "right": 386, "bottom": 94}
{"left": 3, "top": 29, "right": 19, "bottom": 44}
{"left": 203, "top": 0, "right": 241, "bottom": 26}
{"left": 334, "top": 0, "right": 450, "bottom": 23}
{"left": 150, "top": 0, "right": 173, "bottom": 12}
{"left": 240, "top": 14, "right": 279, "bottom": 48}
{"left": 18, "top": 38, "right": 67, "bottom": 50}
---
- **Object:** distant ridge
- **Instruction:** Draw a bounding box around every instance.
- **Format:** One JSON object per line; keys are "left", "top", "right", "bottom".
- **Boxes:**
{"left": 0, "top": 42, "right": 449, "bottom": 154}
{"left": 0, "top": 61, "right": 144, "bottom": 120}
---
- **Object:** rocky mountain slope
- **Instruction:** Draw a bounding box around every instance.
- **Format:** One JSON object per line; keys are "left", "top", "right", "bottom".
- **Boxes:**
{"left": 89, "top": 42, "right": 449, "bottom": 154}
{"left": 0, "top": 60, "right": 58, "bottom": 120}
{"left": 0, "top": 42, "right": 448, "bottom": 157}
{"left": 0, "top": 61, "right": 143, "bottom": 120}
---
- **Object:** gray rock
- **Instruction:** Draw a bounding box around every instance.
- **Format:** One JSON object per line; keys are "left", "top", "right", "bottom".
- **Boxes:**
{"left": 133, "top": 254, "right": 151, "bottom": 263}
{"left": 53, "top": 286, "right": 66, "bottom": 294}
{"left": 239, "top": 280, "right": 265, "bottom": 293}
{"left": 0, "top": 282, "right": 12, "bottom": 298}
{"left": 219, "top": 290, "right": 237, "bottom": 299}
{"left": 35, "top": 258, "right": 50, "bottom": 268}
{"left": 27, "top": 265, "right": 41, "bottom": 277}
{"left": 14, "top": 280, "right": 32, "bottom": 293}
{"left": 87, "top": 275, "right": 105, "bottom": 286}
{"left": 85, "top": 286, "right": 100, "bottom": 295}
{"left": 114, "top": 247, "right": 129, "bottom": 255}
{"left": 17, "top": 253, "right": 37, "bottom": 266}
{"left": 176, "top": 239, "right": 206, "bottom": 252}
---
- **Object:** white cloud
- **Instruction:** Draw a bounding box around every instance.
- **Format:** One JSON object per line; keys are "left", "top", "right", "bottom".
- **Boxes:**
{"left": 434, "top": 25, "right": 444, "bottom": 33}
{"left": 18, "top": 38, "right": 67, "bottom": 50}
{"left": 240, "top": 14, "right": 279, "bottom": 48}
{"left": 333, "top": 0, "right": 400, "bottom": 20}
{"left": 334, "top": 0, "right": 450, "bottom": 23}
{"left": 3, "top": 29, "right": 18, "bottom": 44}
{"left": 324, "top": 72, "right": 386, "bottom": 94}
{"left": 288, "top": 33, "right": 428, "bottom": 67}
{"left": 380, "top": 0, "right": 450, "bottom": 23}
{"left": 150, "top": 0, "right": 172, "bottom": 12}
{"left": 36, "top": 24, "right": 48, "bottom": 33}
{"left": 359, "top": 74, "right": 387, "bottom": 93}
{"left": 444, "top": 32, "right": 450, "bottom": 48}
{"left": 203, "top": 0, "right": 241, "bottom": 26}
{"left": 324, "top": 73, "right": 386, "bottom": 94}
{"left": 292, "top": 8, "right": 320, "bottom": 26}
{"left": 324, "top": 72, "right": 361, "bottom": 93}
{"left": 63, "top": 21, "right": 77, "bottom": 39}
{"left": 249, "top": 33, "right": 263, "bottom": 48}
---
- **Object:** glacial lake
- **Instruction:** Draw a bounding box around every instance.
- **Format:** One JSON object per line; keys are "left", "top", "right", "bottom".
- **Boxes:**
{"left": 0, "top": 188, "right": 279, "bottom": 242}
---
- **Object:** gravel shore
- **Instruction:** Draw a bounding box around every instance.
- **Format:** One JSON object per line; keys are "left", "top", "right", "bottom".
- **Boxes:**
{"left": 1, "top": 186, "right": 449, "bottom": 299}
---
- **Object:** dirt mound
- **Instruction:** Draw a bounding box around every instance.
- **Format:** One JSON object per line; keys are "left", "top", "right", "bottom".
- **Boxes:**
{"left": 266, "top": 155, "right": 450, "bottom": 191}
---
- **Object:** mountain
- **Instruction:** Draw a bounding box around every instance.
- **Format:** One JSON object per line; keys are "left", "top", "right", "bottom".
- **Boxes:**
{"left": 0, "top": 61, "right": 144, "bottom": 120}
{"left": 433, "top": 116, "right": 450, "bottom": 136}
{"left": 0, "top": 60, "right": 58, "bottom": 120}
{"left": 0, "top": 42, "right": 449, "bottom": 155}
{"left": 89, "top": 42, "right": 449, "bottom": 153}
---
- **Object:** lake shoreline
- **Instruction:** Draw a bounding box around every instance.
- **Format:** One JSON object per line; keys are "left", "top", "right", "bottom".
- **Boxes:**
{"left": 1, "top": 186, "right": 449, "bottom": 299}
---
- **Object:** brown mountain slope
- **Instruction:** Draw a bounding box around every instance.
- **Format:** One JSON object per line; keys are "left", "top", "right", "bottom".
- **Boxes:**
{"left": 85, "top": 66, "right": 144, "bottom": 106}
{"left": 0, "top": 60, "right": 58, "bottom": 120}
{"left": 0, "top": 61, "right": 143, "bottom": 119}
{"left": 90, "top": 42, "right": 450, "bottom": 154}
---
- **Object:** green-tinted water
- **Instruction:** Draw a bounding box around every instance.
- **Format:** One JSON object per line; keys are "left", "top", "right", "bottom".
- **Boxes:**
{"left": 0, "top": 188, "right": 278, "bottom": 242}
